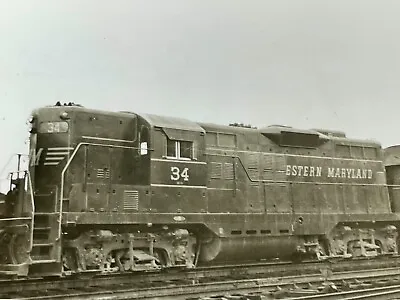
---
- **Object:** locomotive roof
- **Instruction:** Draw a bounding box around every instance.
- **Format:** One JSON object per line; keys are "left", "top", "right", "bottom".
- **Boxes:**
{"left": 34, "top": 104, "right": 382, "bottom": 148}
{"left": 261, "top": 125, "right": 322, "bottom": 136}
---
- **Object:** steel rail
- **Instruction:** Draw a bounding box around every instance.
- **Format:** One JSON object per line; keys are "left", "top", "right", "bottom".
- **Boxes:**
{"left": 285, "top": 285, "right": 400, "bottom": 300}
{"left": 1, "top": 256, "right": 399, "bottom": 293}
{"left": 7, "top": 268, "right": 400, "bottom": 300}
{"left": 3, "top": 258, "right": 400, "bottom": 299}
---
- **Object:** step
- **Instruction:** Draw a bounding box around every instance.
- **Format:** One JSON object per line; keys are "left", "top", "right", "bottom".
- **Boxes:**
{"left": 33, "top": 242, "right": 53, "bottom": 247}
{"left": 0, "top": 264, "right": 29, "bottom": 277}
{"left": 30, "top": 254, "right": 55, "bottom": 262}
{"left": 34, "top": 213, "right": 59, "bottom": 228}
{"left": 33, "top": 232, "right": 51, "bottom": 241}
{"left": 34, "top": 213, "right": 58, "bottom": 221}
{"left": 30, "top": 259, "right": 57, "bottom": 264}
{"left": 32, "top": 238, "right": 53, "bottom": 244}
{"left": 34, "top": 226, "right": 51, "bottom": 231}
{"left": 31, "top": 242, "right": 54, "bottom": 258}
{"left": 34, "top": 212, "right": 58, "bottom": 216}
{"left": 29, "top": 261, "right": 63, "bottom": 277}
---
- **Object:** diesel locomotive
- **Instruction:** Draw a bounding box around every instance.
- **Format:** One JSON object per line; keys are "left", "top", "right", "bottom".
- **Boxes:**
{"left": 1, "top": 102, "right": 400, "bottom": 277}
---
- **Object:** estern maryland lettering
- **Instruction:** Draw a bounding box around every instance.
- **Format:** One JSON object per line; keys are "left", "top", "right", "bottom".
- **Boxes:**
{"left": 286, "top": 165, "right": 373, "bottom": 179}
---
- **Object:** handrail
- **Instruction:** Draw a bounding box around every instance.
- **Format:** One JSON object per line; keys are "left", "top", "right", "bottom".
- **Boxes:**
{"left": 26, "top": 170, "right": 35, "bottom": 251}
{"left": 58, "top": 142, "right": 137, "bottom": 244}
{"left": 2, "top": 168, "right": 35, "bottom": 251}
{"left": 0, "top": 217, "right": 31, "bottom": 222}
{"left": 0, "top": 153, "right": 29, "bottom": 180}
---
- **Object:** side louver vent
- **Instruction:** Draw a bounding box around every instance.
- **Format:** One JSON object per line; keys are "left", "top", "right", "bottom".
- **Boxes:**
{"left": 210, "top": 162, "right": 222, "bottom": 179}
{"left": 97, "top": 168, "right": 110, "bottom": 179}
{"left": 224, "top": 163, "right": 234, "bottom": 180}
{"left": 123, "top": 190, "right": 139, "bottom": 210}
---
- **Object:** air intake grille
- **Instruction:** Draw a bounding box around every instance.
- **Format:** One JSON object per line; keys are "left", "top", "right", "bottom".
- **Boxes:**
{"left": 97, "top": 168, "right": 110, "bottom": 179}
{"left": 224, "top": 163, "right": 234, "bottom": 180}
{"left": 210, "top": 162, "right": 222, "bottom": 179}
{"left": 123, "top": 190, "right": 139, "bottom": 210}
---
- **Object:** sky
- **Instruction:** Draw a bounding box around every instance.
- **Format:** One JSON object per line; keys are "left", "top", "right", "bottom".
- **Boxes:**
{"left": 1, "top": 0, "right": 400, "bottom": 192}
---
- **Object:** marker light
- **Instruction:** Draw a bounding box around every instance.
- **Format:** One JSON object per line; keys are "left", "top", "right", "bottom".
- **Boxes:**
{"left": 27, "top": 115, "right": 36, "bottom": 133}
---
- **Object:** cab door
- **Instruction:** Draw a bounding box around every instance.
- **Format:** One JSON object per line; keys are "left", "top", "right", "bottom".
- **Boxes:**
{"left": 149, "top": 128, "right": 207, "bottom": 213}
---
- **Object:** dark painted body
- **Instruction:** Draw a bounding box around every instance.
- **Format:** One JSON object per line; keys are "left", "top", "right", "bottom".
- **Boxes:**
{"left": 26, "top": 104, "right": 400, "bottom": 264}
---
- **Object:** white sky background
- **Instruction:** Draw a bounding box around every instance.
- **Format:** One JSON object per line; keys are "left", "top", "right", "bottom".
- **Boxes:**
{"left": 0, "top": 0, "right": 400, "bottom": 192}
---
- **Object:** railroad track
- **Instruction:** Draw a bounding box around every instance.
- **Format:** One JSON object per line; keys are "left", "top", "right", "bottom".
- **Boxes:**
{"left": 3, "top": 256, "right": 400, "bottom": 299}
{"left": 6, "top": 268, "right": 400, "bottom": 300}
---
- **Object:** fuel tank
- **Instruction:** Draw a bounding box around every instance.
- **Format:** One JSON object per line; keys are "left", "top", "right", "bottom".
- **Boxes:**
{"left": 199, "top": 235, "right": 301, "bottom": 263}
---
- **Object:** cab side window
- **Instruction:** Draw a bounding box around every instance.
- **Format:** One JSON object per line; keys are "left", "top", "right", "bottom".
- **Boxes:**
{"left": 166, "top": 138, "right": 193, "bottom": 160}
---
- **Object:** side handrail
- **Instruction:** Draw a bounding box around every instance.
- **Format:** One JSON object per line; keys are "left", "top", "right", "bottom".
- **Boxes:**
{"left": 58, "top": 142, "right": 137, "bottom": 243}
{"left": 26, "top": 170, "right": 35, "bottom": 251}
{"left": 3, "top": 169, "right": 35, "bottom": 251}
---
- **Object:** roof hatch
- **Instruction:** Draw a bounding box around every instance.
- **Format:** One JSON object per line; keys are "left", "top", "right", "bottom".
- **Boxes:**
{"left": 261, "top": 126, "right": 328, "bottom": 148}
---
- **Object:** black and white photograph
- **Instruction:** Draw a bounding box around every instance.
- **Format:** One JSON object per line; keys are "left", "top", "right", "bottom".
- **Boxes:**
{"left": 1, "top": 1, "right": 400, "bottom": 299}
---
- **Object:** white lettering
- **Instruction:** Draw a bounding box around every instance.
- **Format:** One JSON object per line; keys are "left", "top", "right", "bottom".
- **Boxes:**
{"left": 303, "top": 166, "right": 309, "bottom": 176}
{"left": 171, "top": 166, "right": 190, "bottom": 181}
{"left": 171, "top": 166, "right": 180, "bottom": 181}
{"left": 30, "top": 148, "right": 43, "bottom": 166}
{"left": 297, "top": 166, "right": 304, "bottom": 176}
{"left": 286, "top": 165, "right": 291, "bottom": 175}
{"left": 292, "top": 166, "right": 297, "bottom": 176}
{"left": 283, "top": 165, "right": 373, "bottom": 180}
{"left": 316, "top": 167, "right": 322, "bottom": 177}
{"left": 309, "top": 166, "right": 315, "bottom": 177}
{"left": 362, "top": 169, "right": 367, "bottom": 179}
{"left": 181, "top": 167, "right": 189, "bottom": 181}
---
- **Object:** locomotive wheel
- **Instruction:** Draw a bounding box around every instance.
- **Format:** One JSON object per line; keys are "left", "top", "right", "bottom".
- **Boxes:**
{"left": 153, "top": 249, "right": 170, "bottom": 267}
{"left": 9, "top": 233, "right": 30, "bottom": 264}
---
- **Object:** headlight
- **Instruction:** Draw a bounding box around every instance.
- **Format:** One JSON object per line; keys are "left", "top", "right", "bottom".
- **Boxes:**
{"left": 60, "top": 112, "right": 70, "bottom": 120}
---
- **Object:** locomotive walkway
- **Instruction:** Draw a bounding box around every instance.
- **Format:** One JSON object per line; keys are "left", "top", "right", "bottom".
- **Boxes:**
{"left": 2, "top": 256, "right": 400, "bottom": 299}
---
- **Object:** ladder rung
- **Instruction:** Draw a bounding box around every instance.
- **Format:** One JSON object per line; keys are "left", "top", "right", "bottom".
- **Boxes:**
{"left": 33, "top": 242, "right": 53, "bottom": 247}
{"left": 34, "top": 226, "right": 51, "bottom": 231}
{"left": 30, "top": 259, "right": 57, "bottom": 264}
{"left": 34, "top": 212, "right": 58, "bottom": 216}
